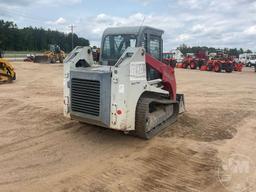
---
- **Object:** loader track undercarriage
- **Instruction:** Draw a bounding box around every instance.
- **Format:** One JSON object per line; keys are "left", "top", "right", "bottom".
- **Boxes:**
{"left": 0, "top": 73, "right": 13, "bottom": 83}
{"left": 134, "top": 94, "right": 179, "bottom": 139}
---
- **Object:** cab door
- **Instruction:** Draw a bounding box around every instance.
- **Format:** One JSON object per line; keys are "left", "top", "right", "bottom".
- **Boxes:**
{"left": 146, "top": 34, "right": 163, "bottom": 80}
{"left": 149, "top": 34, "right": 162, "bottom": 61}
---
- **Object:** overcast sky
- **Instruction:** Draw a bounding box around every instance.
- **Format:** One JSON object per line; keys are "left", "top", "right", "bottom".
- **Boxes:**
{"left": 0, "top": 0, "right": 255, "bottom": 51}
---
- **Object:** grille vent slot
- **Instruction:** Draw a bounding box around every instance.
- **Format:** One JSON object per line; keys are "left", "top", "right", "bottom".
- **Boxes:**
{"left": 71, "top": 78, "right": 100, "bottom": 116}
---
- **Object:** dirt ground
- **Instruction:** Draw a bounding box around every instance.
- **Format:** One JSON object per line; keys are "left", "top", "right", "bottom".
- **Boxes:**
{"left": 0, "top": 62, "right": 256, "bottom": 192}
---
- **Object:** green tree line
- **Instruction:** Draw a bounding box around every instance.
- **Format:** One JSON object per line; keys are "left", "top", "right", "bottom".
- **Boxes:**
{"left": 178, "top": 44, "right": 253, "bottom": 57}
{"left": 0, "top": 20, "right": 90, "bottom": 52}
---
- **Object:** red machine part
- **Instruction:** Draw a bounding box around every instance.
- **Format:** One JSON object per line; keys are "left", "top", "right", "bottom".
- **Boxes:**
{"left": 181, "top": 56, "right": 192, "bottom": 69}
{"left": 207, "top": 60, "right": 221, "bottom": 72}
{"left": 200, "top": 65, "right": 208, "bottom": 71}
{"left": 233, "top": 62, "right": 243, "bottom": 72}
{"left": 146, "top": 53, "right": 177, "bottom": 100}
{"left": 189, "top": 61, "right": 197, "bottom": 69}
{"left": 181, "top": 51, "right": 208, "bottom": 70}
{"left": 195, "top": 50, "right": 208, "bottom": 60}
{"left": 176, "top": 63, "right": 183, "bottom": 68}
{"left": 162, "top": 52, "right": 177, "bottom": 68}
{"left": 214, "top": 61, "right": 221, "bottom": 72}
{"left": 206, "top": 59, "right": 234, "bottom": 73}
{"left": 186, "top": 57, "right": 194, "bottom": 69}
{"left": 182, "top": 55, "right": 206, "bottom": 70}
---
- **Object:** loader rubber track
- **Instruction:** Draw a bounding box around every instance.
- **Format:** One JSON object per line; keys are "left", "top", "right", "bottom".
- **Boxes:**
{"left": 134, "top": 95, "right": 179, "bottom": 139}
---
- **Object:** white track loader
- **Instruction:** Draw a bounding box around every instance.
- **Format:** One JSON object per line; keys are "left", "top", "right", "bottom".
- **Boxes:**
{"left": 64, "top": 26, "right": 185, "bottom": 139}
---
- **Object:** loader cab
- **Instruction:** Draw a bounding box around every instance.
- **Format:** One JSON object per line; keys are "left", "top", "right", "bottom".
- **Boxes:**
{"left": 100, "top": 26, "right": 164, "bottom": 66}
{"left": 50, "top": 44, "right": 61, "bottom": 53}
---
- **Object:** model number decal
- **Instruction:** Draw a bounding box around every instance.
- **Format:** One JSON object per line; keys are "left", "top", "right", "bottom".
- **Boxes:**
{"left": 130, "top": 62, "right": 146, "bottom": 80}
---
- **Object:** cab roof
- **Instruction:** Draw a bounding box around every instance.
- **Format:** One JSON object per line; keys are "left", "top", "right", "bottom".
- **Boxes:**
{"left": 102, "top": 26, "right": 164, "bottom": 37}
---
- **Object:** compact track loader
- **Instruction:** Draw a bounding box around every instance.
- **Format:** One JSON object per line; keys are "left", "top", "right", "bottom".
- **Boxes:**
{"left": 0, "top": 58, "right": 16, "bottom": 83}
{"left": 64, "top": 26, "right": 185, "bottom": 139}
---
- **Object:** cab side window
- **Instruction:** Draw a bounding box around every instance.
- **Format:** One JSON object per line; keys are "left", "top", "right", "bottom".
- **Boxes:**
{"left": 147, "top": 35, "right": 162, "bottom": 80}
{"left": 103, "top": 36, "right": 111, "bottom": 58}
{"left": 149, "top": 35, "right": 161, "bottom": 60}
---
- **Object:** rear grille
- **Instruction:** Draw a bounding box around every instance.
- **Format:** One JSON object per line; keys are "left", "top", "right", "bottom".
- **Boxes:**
{"left": 71, "top": 78, "right": 100, "bottom": 116}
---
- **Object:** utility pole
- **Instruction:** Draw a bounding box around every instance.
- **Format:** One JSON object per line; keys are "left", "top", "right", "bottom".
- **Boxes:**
{"left": 69, "top": 24, "right": 75, "bottom": 50}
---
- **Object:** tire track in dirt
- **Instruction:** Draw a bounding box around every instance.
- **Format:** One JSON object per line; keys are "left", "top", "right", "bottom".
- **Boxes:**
{"left": 0, "top": 98, "right": 81, "bottom": 186}
{"left": 48, "top": 140, "right": 224, "bottom": 192}
{"left": 0, "top": 97, "right": 142, "bottom": 189}
{"left": 135, "top": 144, "right": 221, "bottom": 192}
{"left": 160, "top": 108, "right": 252, "bottom": 142}
{"left": 0, "top": 98, "right": 75, "bottom": 147}
{"left": 0, "top": 100, "right": 247, "bottom": 191}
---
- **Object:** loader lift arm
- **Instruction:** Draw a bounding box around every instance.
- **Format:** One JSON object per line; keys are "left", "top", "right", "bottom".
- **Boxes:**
{"left": 146, "top": 53, "right": 177, "bottom": 100}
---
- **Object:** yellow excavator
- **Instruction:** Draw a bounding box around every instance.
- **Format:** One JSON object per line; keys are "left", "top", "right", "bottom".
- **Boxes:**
{"left": 0, "top": 58, "right": 16, "bottom": 83}
{"left": 34, "top": 44, "right": 65, "bottom": 64}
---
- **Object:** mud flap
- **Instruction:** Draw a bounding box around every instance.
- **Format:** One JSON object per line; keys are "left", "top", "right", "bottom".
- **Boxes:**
{"left": 176, "top": 94, "right": 185, "bottom": 114}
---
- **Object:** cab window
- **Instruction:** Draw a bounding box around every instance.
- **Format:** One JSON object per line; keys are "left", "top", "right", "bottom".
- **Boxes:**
{"left": 102, "top": 34, "right": 137, "bottom": 62}
{"left": 149, "top": 35, "right": 161, "bottom": 60}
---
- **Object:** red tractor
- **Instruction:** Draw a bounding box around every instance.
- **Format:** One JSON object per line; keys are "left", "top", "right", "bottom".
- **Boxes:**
{"left": 207, "top": 59, "right": 233, "bottom": 73}
{"left": 162, "top": 52, "right": 177, "bottom": 68}
{"left": 195, "top": 51, "right": 208, "bottom": 70}
{"left": 181, "top": 55, "right": 196, "bottom": 69}
{"left": 206, "top": 53, "right": 234, "bottom": 73}
{"left": 181, "top": 51, "right": 208, "bottom": 70}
